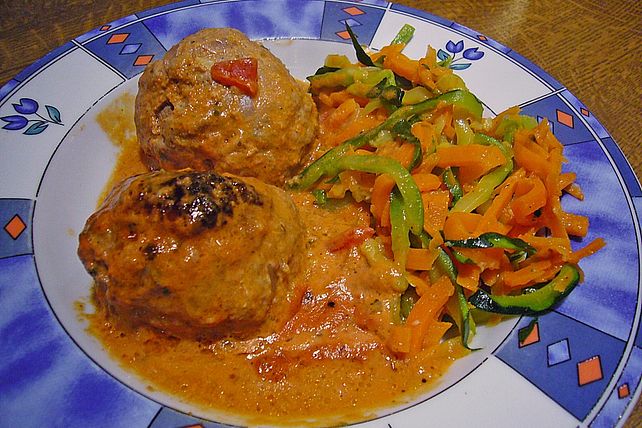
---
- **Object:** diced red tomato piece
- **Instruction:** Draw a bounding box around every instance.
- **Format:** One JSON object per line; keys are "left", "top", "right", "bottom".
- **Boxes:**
{"left": 210, "top": 57, "right": 258, "bottom": 97}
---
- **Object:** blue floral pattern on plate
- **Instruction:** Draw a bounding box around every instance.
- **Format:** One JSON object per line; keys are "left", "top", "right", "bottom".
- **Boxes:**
{"left": 1, "top": 98, "right": 63, "bottom": 135}
{"left": 437, "top": 39, "right": 484, "bottom": 70}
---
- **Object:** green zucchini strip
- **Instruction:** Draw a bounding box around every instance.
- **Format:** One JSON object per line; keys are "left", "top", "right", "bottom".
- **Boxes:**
{"left": 468, "top": 264, "right": 581, "bottom": 315}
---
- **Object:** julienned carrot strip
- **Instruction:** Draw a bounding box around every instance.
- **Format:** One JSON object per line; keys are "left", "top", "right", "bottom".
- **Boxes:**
{"left": 406, "top": 276, "right": 453, "bottom": 326}
{"left": 436, "top": 144, "right": 505, "bottom": 179}
{"left": 536, "top": 118, "right": 563, "bottom": 152}
{"left": 511, "top": 175, "right": 547, "bottom": 220}
{"left": 417, "top": 321, "right": 452, "bottom": 348}
{"left": 379, "top": 45, "right": 420, "bottom": 83}
{"left": 570, "top": 238, "right": 606, "bottom": 263}
{"left": 407, "top": 273, "right": 430, "bottom": 296}
{"left": 325, "top": 115, "right": 382, "bottom": 146}
{"left": 406, "top": 275, "right": 454, "bottom": 353}
{"left": 441, "top": 109, "right": 456, "bottom": 141}
{"left": 424, "top": 46, "right": 438, "bottom": 69}
{"left": 456, "top": 262, "right": 481, "bottom": 292}
{"left": 457, "top": 247, "right": 505, "bottom": 270}
{"left": 543, "top": 147, "right": 569, "bottom": 240}
{"left": 564, "top": 183, "right": 585, "bottom": 201}
{"left": 559, "top": 172, "right": 576, "bottom": 190}
{"left": 317, "top": 89, "right": 357, "bottom": 108}
{"left": 502, "top": 260, "right": 555, "bottom": 289}
{"left": 406, "top": 248, "right": 439, "bottom": 271}
{"left": 414, "top": 153, "right": 440, "bottom": 176}
{"left": 411, "top": 121, "right": 438, "bottom": 154}
{"left": 560, "top": 171, "right": 584, "bottom": 201}
{"left": 417, "top": 59, "right": 437, "bottom": 90}
{"left": 318, "top": 98, "right": 385, "bottom": 147}
{"left": 326, "top": 98, "right": 359, "bottom": 129}
{"left": 474, "top": 170, "right": 524, "bottom": 235}
{"left": 389, "top": 142, "right": 417, "bottom": 169}
{"left": 388, "top": 325, "right": 412, "bottom": 355}
{"left": 561, "top": 212, "right": 589, "bottom": 237}
{"left": 514, "top": 136, "right": 551, "bottom": 178}
{"left": 371, "top": 174, "right": 396, "bottom": 222}
{"left": 520, "top": 235, "right": 572, "bottom": 260}
{"left": 475, "top": 218, "right": 512, "bottom": 236}
{"left": 443, "top": 212, "right": 483, "bottom": 240}
{"left": 422, "top": 190, "right": 450, "bottom": 238}
{"left": 412, "top": 173, "right": 442, "bottom": 192}
{"left": 380, "top": 199, "right": 391, "bottom": 228}
{"left": 317, "top": 92, "right": 335, "bottom": 108}
{"left": 489, "top": 106, "right": 520, "bottom": 134}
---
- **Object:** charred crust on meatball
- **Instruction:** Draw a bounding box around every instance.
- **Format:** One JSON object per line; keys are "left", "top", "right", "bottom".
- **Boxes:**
{"left": 133, "top": 171, "right": 263, "bottom": 229}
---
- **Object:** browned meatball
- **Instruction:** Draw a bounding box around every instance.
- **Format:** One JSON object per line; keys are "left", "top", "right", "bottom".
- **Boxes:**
{"left": 135, "top": 28, "right": 318, "bottom": 185}
{"left": 78, "top": 170, "right": 304, "bottom": 340}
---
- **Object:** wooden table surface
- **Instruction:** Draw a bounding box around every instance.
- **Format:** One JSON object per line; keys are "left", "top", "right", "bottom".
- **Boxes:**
{"left": 1, "top": 0, "right": 640, "bottom": 426}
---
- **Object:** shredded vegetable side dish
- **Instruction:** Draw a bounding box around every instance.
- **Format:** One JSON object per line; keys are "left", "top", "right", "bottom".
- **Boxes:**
{"left": 294, "top": 25, "right": 606, "bottom": 352}
{"left": 79, "top": 26, "right": 605, "bottom": 425}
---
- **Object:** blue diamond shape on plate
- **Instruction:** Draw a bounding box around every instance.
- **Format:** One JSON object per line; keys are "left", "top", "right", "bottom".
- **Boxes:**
{"left": 120, "top": 43, "right": 142, "bottom": 55}
{"left": 340, "top": 18, "right": 362, "bottom": 27}
{"left": 547, "top": 338, "right": 571, "bottom": 366}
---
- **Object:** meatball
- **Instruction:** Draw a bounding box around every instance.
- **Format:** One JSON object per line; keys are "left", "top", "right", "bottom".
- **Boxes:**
{"left": 135, "top": 28, "right": 318, "bottom": 185}
{"left": 78, "top": 170, "right": 304, "bottom": 340}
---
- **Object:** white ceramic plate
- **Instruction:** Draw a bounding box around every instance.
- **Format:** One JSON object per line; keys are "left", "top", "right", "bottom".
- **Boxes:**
{"left": 1, "top": 1, "right": 641, "bottom": 427}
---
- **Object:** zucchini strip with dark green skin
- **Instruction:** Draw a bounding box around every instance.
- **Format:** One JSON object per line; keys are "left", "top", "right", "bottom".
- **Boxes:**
{"left": 450, "top": 160, "right": 513, "bottom": 213}
{"left": 450, "top": 134, "right": 513, "bottom": 213}
{"left": 391, "top": 118, "right": 422, "bottom": 171}
{"left": 436, "top": 248, "right": 477, "bottom": 349}
{"left": 445, "top": 232, "right": 536, "bottom": 256}
{"left": 311, "top": 65, "right": 340, "bottom": 76}
{"left": 290, "top": 90, "right": 483, "bottom": 190}
{"left": 390, "top": 189, "right": 410, "bottom": 266}
{"left": 324, "top": 155, "right": 424, "bottom": 235}
{"left": 345, "top": 24, "right": 375, "bottom": 67}
{"left": 442, "top": 167, "right": 463, "bottom": 204}
{"left": 468, "top": 264, "right": 581, "bottom": 315}
{"left": 400, "top": 282, "right": 420, "bottom": 321}
{"left": 451, "top": 248, "right": 475, "bottom": 264}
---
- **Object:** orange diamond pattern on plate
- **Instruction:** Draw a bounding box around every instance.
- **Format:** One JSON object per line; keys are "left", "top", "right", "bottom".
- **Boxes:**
{"left": 100, "top": 25, "right": 111, "bottom": 32}
{"left": 478, "top": 35, "right": 488, "bottom": 41}
{"left": 343, "top": 6, "right": 364, "bottom": 16}
{"left": 4, "top": 214, "right": 26, "bottom": 240}
{"left": 580, "top": 107, "right": 590, "bottom": 116}
{"left": 335, "top": 30, "right": 351, "bottom": 40}
{"left": 107, "top": 33, "right": 129, "bottom": 44}
{"left": 134, "top": 55, "right": 154, "bottom": 66}
{"left": 577, "top": 355, "right": 603, "bottom": 386}
{"left": 618, "top": 383, "right": 630, "bottom": 399}
{"left": 518, "top": 322, "right": 540, "bottom": 348}
{"left": 556, "top": 109, "right": 574, "bottom": 128}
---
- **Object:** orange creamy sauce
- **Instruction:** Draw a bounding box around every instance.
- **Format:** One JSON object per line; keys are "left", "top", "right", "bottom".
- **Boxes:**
{"left": 89, "top": 93, "right": 466, "bottom": 426}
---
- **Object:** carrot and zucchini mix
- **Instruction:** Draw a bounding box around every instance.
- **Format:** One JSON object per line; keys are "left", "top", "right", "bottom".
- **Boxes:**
{"left": 290, "top": 26, "right": 604, "bottom": 354}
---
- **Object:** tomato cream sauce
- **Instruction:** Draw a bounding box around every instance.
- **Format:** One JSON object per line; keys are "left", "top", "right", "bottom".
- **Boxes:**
{"left": 88, "top": 92, "right": 466, "bottom": 426}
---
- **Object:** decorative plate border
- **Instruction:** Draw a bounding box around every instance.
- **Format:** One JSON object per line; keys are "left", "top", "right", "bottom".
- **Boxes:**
{"left": 1, "top": 1, "right": 640, "bottom": 427}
